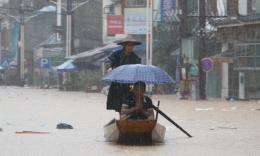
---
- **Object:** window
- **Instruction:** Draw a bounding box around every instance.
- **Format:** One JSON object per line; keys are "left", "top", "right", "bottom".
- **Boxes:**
{"left": 104, "top": 5, "right": 114, "bottom": 14}
{"left": 252, "top": 0, "right": 256, "bottom": 10}
{"left": 125, "top": 0, "right": 146, "bottom": 7}
{"left": 235, "top": 44, "right": 260, "bottom": 69}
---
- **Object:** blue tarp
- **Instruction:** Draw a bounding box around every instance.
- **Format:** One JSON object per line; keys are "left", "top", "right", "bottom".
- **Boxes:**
{"left": 55, "top": 60, "right": 80, "bottom": 72}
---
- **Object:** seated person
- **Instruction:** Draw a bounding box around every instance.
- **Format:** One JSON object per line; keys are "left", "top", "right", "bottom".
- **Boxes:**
{"left": 120, "top": 81, "right": 154, "bottom": 120}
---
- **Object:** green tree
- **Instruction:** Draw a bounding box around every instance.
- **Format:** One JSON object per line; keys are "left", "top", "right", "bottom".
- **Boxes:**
{"left": 153, "top": 22, "right": 179, "bottom": 77}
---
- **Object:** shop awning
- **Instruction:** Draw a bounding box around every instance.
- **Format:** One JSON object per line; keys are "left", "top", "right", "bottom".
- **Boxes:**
{"left": 96, "top": 55, "right": 108, "bottom": 62}
{"left": 66, "top": 41, "right": 150, "bottom": 63}
{"left": 210, "top": 49, "right": 234, "bottom": 63}
{"left": 66, "top": 47, "right": 105, "bottom": 62}
{"left": 170, "top": 48, "right": 180, "bottom": 56}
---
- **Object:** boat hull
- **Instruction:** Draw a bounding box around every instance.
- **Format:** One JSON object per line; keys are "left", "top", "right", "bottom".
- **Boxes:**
{"left": 103, "top": 119, "right": 166, "bottom": 144}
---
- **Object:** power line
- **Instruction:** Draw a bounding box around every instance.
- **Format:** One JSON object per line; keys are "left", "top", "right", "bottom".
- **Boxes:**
{"left": 0, "top": 6, "right": 103, "bottom": 20}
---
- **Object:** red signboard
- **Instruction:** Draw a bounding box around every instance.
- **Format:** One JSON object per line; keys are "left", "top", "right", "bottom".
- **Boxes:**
{"left": 107, "top": 15, "right": 124, "bottom": 35}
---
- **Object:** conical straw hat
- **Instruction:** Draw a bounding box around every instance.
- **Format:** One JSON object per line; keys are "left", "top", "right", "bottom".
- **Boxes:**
{"left": 117, "top": 35, "right": 141, "bottom": 45}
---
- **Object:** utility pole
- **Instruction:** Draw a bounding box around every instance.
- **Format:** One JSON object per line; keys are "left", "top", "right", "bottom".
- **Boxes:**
{"left": 146, "top": 0, "right": 152, "bottom": 65}
{"left": 19, "top": 0, "right": 25, "bottom": 84}
{"left": 2, "top": 2, "right": 51, "bottom": 85}
{"left": 66, "top": 0, "right": 72, "bottom": 57}
{"left": 56, "top": 0, "right": 62, "bottom": 41}
{"left": 180, "top": 0, "right": 188, "bottom": 68}
{"left": 49, "top": 0, "right": 96, "bottom": 57}
{"left": 177, "top": 0, "right": 189, "bottom": 99}
{"left": 71, "top": 6, "right": 75, "bottom": 55}
{"left": 198, "top": 0, "right": 206, "bottom": 100}
{"left": 0, "top": 17, "right": 2, "bottom": 63}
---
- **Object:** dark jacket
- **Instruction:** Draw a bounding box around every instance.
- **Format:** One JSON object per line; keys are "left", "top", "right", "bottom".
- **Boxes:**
{"left": 106, "top": 48, "right": 141, "bottom": 70}
{"left": 106, "top": 48, "right": 141, "bottom": 112}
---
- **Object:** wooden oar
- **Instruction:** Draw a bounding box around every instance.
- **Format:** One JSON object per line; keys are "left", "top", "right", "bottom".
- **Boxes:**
{"left": 155, "top": 101, "right": 160, "bottom": 122}
{"left": 151, "top": 104, "right": 192, "bottom": 137}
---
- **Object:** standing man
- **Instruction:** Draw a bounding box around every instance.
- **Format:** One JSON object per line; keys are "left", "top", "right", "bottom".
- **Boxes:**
{"left": 106, "top": 35, "right": 141, "bottom": 113}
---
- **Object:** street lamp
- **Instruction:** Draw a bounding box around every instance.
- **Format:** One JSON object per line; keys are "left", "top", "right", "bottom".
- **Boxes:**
{"left": 47, "top": 0, "right": 97, "bottom": 57}
{"left": 0, "top": 5, "right": 51, "bottom": 81}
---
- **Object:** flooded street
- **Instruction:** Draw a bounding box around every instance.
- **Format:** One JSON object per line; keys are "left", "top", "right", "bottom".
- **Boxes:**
{"left": 1, "top": 0, "right": 260, "bottom": 155}
{"left": 0, "top": 87, "right": 259, "bottom": 156}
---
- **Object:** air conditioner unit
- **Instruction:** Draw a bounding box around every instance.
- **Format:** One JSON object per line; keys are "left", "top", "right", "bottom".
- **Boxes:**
{"left": 23, "top": 0, "right": 34, "bottom": 7}
{"left": 111, "top": 0, "right": 120, "bottom": 4}
{"left": 21, "top": 0, "right": 34, "bottom": 10}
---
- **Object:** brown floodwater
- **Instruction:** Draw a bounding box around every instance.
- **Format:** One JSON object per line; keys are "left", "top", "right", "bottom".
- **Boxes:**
{"left": 0, "top": 87, "right": 259, "bottom": 156}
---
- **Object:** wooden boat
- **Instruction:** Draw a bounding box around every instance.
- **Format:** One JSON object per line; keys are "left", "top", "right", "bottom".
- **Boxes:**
{"left": 103, "top": 118, "right": 166, "bottom": 145}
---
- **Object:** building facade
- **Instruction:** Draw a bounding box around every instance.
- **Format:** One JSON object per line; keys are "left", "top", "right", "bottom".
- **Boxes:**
{"left": 209, "top": 0, "right": 260, "bottom": 100}
{"left": 0, "top": 0, "right": 103, "bottom": 86}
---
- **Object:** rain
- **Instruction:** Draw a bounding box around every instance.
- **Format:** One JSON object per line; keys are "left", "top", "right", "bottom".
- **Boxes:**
{"left": 0, "top": 0, "right": 260, "bottom": 155}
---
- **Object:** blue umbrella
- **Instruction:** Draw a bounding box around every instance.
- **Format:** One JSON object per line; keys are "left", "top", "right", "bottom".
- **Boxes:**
{"left": 102, "top": 64, "right": 175, "bottom": 84}
{"left": 102, "top": 64, "right": 193, "bottom": 138}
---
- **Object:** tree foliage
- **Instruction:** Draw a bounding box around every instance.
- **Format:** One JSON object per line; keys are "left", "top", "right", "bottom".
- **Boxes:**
{"left": 153, "top": 22, "right": 179, "bottom": 77}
